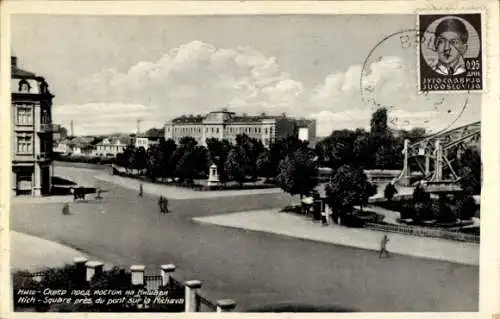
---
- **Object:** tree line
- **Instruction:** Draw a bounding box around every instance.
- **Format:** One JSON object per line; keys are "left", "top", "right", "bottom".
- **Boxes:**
{"left": 115, "top": 108, "right": 481, "bottom": 223}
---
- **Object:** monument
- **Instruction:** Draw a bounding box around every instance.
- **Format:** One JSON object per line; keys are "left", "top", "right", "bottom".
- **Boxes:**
{"left": 207, "top": 163, "right": 220, "bottom": 187}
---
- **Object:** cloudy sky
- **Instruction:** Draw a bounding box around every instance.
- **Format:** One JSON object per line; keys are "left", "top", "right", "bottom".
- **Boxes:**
{"left": 11, "top": 14, "right": 480, "bottom": 136}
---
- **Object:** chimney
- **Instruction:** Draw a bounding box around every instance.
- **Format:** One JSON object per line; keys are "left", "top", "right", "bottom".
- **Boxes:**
{"left": 11, "top": 56, "right": 17, "bottom": 67}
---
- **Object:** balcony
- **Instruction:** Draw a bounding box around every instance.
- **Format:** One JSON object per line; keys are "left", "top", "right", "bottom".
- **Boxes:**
{"left": 36, "top": 152, "right": 52, "bottom": 162}
{"left": 39, "top": 124, "right": 53, "bottom": 133}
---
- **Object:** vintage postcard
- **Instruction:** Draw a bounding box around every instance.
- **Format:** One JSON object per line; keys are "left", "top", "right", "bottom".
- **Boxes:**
{"left": 1, "top": 0, "right": 499, "bottom": 317}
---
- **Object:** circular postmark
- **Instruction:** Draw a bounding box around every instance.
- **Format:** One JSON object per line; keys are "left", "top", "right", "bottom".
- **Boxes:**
{"left": 360, "top": 29, "right": 471, "bottom": 136}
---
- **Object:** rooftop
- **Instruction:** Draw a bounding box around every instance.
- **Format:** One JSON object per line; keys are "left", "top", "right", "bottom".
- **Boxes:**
{"left": 11, "top": 56, "right": 37, "bottom": 78}
{"left": 170, "top": 111, "right": 303, "bottom": 125}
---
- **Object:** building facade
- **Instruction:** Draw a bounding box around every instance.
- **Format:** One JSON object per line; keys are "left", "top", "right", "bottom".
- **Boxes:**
{"left": 93, "top": 137, "right": 128, "bottom": 157}
{"left": 11, "top": 56, "right": 54, "bottom": 196}
{"left": 164, "top": 110, "right": 316, "bottom": 148}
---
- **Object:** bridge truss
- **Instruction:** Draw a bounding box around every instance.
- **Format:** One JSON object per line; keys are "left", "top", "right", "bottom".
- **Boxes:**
{"left": 395, "top": 121, "right": 480, "bottom": 187}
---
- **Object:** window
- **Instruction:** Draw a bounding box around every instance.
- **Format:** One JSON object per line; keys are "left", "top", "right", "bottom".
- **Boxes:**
{"left": 212, "top": 128, "right": 214, "bottom": 133}
{"left": 216, "top": 128, "right": 219, "bottom": 133}
{"left": 18, "top": 79, "right": 31, "bottom": 93}
{"left": 16, "top": 105, "right": 33, "bottom": 125}
{"left": 265, "top": 128, "right": 268, "bottom": 134}
{"left": 41, "top": 109, "right": 50, "bottom": 125}
{"left": 16, "top": 134, "right": 33, "bottom": 154}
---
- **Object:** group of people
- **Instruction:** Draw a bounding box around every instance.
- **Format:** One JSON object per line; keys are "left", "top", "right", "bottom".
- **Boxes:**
{"left": 138, "top": 183, "right": 170, "bottom": 214}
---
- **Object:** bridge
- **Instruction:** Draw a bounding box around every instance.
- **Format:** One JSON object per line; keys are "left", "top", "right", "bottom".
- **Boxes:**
{"left": 394, "top": 121, "right": 481, "bottom": 192}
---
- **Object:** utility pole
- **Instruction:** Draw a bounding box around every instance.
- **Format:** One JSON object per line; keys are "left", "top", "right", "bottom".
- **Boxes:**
{"left": 70, "top": 120, "right": 74, "bottom": 138}
{"left": 136, "top": 119, "right": 142, "bottom": 135}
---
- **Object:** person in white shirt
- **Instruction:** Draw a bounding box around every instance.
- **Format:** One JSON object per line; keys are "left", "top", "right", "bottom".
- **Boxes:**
{"left": 431, "top": 18, "right": 469, "bottom": 76}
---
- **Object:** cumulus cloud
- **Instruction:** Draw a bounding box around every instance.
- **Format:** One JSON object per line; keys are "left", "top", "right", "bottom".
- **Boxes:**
{"left": 54, "top": 41, "right": 478, "bottom": 136}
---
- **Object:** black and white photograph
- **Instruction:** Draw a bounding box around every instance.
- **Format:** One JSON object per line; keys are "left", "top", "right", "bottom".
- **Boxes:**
{"left": 5, "top": 2, "right": 492, "bottom": 314}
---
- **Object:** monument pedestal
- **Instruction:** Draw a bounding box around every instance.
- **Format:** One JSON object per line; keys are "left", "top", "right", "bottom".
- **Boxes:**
{"left": 207, "top": 163, "right": 220, "bottom": 187}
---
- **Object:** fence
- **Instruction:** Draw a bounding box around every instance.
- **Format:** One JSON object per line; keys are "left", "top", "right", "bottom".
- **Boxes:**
{"left": 111, "top": 164, "right": 147, "bottom": 176}
{"left": 364, "top": 222, "right": 480, "bottom": 243}
{"left": 20, "top": 258, "right": 236, "bottom": 313}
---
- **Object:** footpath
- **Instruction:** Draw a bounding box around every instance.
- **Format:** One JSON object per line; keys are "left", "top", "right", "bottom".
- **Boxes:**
{"left": 193, "top": 209, "right": 479, "bottom": 266}
{"left": 95, "top": 173, "right": 283, "bottom": 200}
{"left": 10, "top": 231, "right": 112, "bottom": 272}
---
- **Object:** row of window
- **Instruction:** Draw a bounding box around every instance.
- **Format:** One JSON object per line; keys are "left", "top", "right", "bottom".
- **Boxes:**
{"left": 172, "top": 136, "right": 275, "bottom": 146}
{"left": 16, "top": 134, "right": 33, "bottom": 154}
{"left": 14, "top": 104, "right": 51, "bottom": 127}
{"left": 96, "top": 145, "right": 125, "bottom": 151}
{"left": 15, "top": 134, "right": 52, "bottom": 155}
{"left": 167, "top": 126, "right": 275, "bottom": 135}
{"left": 16, "top": 105, "right": 33, "bottom": 126}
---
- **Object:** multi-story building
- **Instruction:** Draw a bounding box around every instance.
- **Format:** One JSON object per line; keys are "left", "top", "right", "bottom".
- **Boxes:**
{"left": 164, "top": 110, "right": 316, "bottom": 148}
{"left": 11, "top": 56, "right": 54, "bottom": 196}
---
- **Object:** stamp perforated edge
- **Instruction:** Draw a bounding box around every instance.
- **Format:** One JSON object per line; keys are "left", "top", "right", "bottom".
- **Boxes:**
{"left": 415, "top": 7, "right": 487, "bottom": 95}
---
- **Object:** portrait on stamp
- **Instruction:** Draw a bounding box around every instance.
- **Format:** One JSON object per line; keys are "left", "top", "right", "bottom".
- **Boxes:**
{"left": 419, "top": 13, "right": 482, "bottom": 92}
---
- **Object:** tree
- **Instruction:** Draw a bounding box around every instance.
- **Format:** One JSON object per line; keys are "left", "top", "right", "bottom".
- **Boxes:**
{"left": 145, "top": 127, "right": 165, "bottom": 138}
{"left": 410, "top": 182, "right": 434, "bottom": 223}
{"left": 269, "top": 135, "right": 304, "bottom": 175}
{"left": 401, "top": 127, "right": 427, "bottom": 142}
{"left": 353, "top": 131, "right": 372, "bottom": 167}
{"left": 120, "top": 145, "right": 136, "bottom": 172}
{"left": 324, "top": 165, "right": 377, "bottom": 224}
{"left": 456, "top": 147, "right": 481, "bottom": 195}
{"left": 275, "top": 146, "right": 319, "bottom": 199}
{"left": 235, "top": 134, "right": 265, "bottom": 180}
{"left": 224, "top": 146, "right": 249, "bottom": 186}
{"left": 256, "top": 149, "right": 273, "bottom": 180}
{"left": 146, "top": 145, "right": 159, "bottom": 181}
{"left": 194, "top": 145, "right": 211, "bottom": 177}
{"left": 161, "top": 139, "right": 177, "bottom": 179}
{"left": 317, "top": 129, "right": 365, "bottom": 169}
{"left": 171, "top": 140, "right": 208, "bottom": 184}
{"left": 135, "top": 147, "right": 147, "bottom": 171}
{"left": 370, "top": 107, "right": 388, "bottom": 135}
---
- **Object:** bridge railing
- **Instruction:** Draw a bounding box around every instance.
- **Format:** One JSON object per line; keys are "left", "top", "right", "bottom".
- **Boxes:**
{"left": 17, "top": 258, "right": 237, "bottom": 313}
{"left": 364, "top": 222, "right": 479, "bottom": 244}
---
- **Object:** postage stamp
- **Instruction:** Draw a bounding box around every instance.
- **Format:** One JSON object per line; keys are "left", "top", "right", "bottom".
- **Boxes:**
{"left": 418, "top": 12, "right": 484, "bottom": 92}
{"left": 1, "top": 0, "right": 497, "bottom": 317}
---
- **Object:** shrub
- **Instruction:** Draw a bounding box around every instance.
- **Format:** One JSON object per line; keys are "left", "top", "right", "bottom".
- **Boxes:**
{"left": 12, "top": 271, "right": 43, "bottom": 310}
{"left": 457, "top": 195, "right": 478, "bottom": 220}
{"left": 38, "top": 264, "right": 78, "bottom": 290}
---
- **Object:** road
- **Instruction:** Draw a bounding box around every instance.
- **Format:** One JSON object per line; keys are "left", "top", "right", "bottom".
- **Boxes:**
{"left": 10, "top": 165, "right": 478, "bottom": 312}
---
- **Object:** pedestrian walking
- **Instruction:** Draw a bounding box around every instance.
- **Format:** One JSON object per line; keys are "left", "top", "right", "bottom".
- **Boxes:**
{"left": 138, "top": 183, "right": 144, "bottom": 197}
{"left": 379, "top": 234, "right": 390, "bottom": 258}
{"left": 159, "top": 196, "right": 170, "bottom": 214}
{"left": 62, "top": 202, "right": 71, "bottom": 215}
{"left": 163, "top": 196, "right": 169, "bottom": 213}
{"left": 384, "top": 182, "right": 398, "bottom": 201}
{"left": 159, "top": 195, "right": 164, "bottom": 213}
